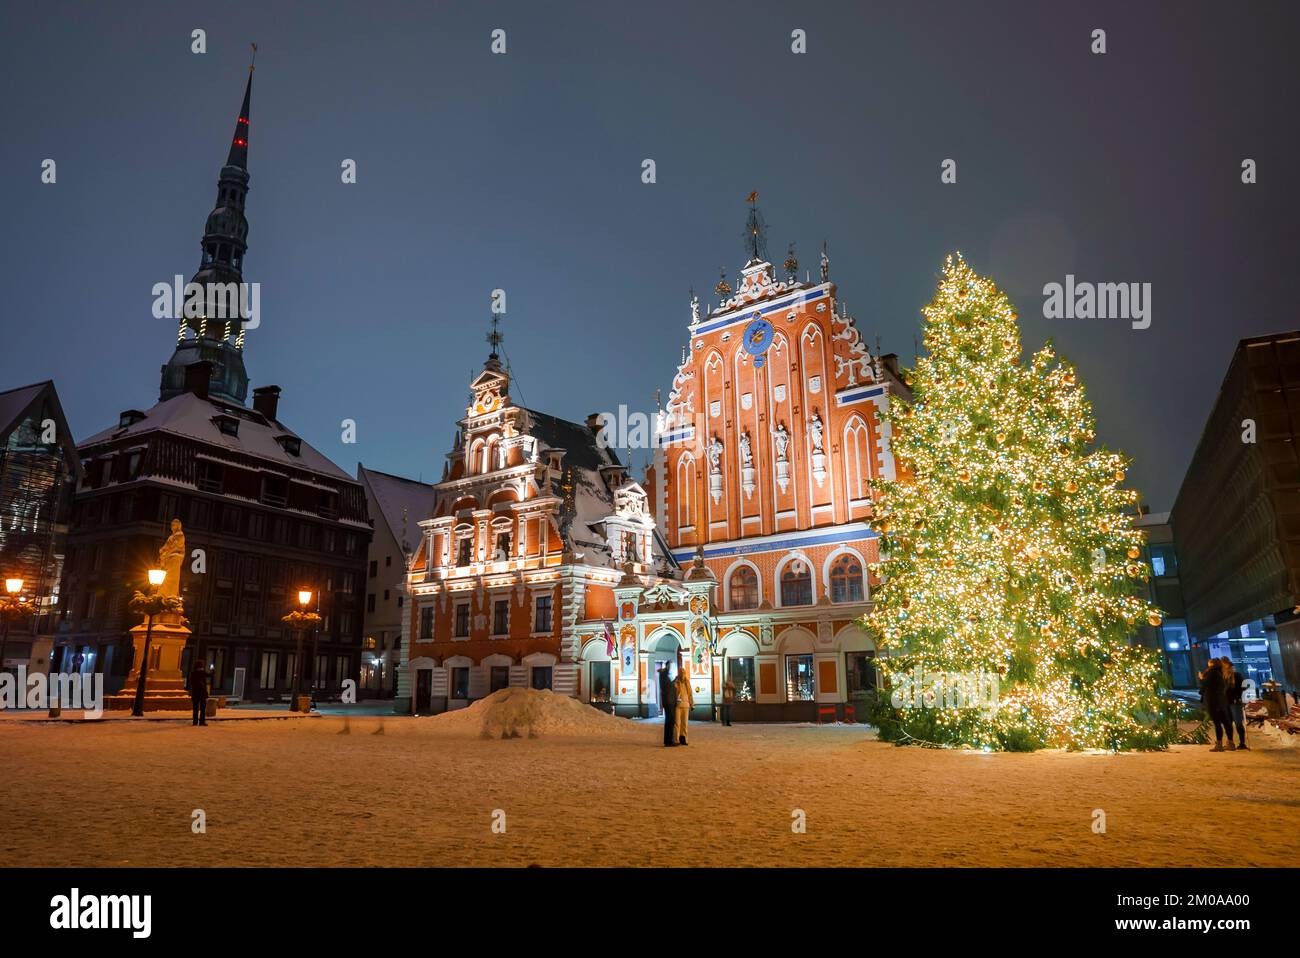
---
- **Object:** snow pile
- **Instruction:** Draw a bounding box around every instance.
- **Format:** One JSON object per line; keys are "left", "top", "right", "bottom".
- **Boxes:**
{"left": 1252, "top": 721, "right": 1300, "bottom": 749}
{"left": 428, "top": 687, "right": 643, "bottom": 739}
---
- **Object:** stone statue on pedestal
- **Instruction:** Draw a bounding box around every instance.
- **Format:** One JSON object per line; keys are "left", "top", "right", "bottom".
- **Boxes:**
{"left": 158, "top": 519, "right": 186, "bottom": 601}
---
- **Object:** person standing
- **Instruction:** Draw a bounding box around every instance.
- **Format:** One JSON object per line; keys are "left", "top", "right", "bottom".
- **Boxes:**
{"left": 658, "top": 663, "right": 678, "bottom": 747}
{"left": 720, "top": 677, "right": 736, "bottom": 727}
{"left": 1222, "top": 656, "right": 1247, "bottom": 750}
{"left": 1200, "top": 658, "right": 1229, "bottom": 751}
{"left": 189, "top": 660, "right": 209, "bottom": 727}
{"left": 673, "top": 663, "right": 695, "bottom": 745}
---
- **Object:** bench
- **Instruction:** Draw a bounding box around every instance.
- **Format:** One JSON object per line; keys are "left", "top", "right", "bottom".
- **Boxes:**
{"left": 1271, "top": 703, "right": 1300, "bottom": 735}
{"left": 816, "top": 705, "right": 855, "bottom": 724}
{"left": 1243, "top": 700, "right": 1269, "bottom": 729}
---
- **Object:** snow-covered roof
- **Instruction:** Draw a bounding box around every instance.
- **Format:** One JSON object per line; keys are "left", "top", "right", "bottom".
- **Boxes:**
{"left": 359, "top": 466, "right": 437, "bottom": 557}
{"left": 513, "top": 408, "right": 671, "bottom": 569}
{"left": 78, "top": 391, "right": 354, "bottom": 482}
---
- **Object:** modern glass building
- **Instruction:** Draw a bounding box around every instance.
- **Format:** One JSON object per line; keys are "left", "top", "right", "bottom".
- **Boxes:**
{"left": 0, "top": 381, "right": 81, "bottom": 678}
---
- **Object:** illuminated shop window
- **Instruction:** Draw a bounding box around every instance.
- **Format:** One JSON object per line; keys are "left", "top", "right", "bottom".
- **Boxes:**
{"left": 785, "top": 654, "right": 815, "bottom": 701}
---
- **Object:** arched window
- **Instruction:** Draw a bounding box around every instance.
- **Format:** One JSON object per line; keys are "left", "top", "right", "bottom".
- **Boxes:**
{"left": 829, "top": 553, "right": 864, "bottom": 603}
{"left": 780, "top": 560, "right": 813, "bottom": 607}
{"left": 729, "top": 566, "right": 759, "bottom": 610}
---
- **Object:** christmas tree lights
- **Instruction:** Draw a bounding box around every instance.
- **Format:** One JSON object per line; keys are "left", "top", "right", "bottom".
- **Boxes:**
{"left": 864, "top": 254, "right": 1178, "bottom": 751}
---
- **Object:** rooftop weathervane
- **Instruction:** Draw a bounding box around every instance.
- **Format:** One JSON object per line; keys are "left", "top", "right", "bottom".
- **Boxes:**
{"left": 743, "top": 191, "right": 768, "bottom": 264}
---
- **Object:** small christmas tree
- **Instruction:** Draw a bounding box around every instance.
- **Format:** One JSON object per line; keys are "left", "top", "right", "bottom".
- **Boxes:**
{"left": 865, "top": 254, "right": 1176, "bottom": 751}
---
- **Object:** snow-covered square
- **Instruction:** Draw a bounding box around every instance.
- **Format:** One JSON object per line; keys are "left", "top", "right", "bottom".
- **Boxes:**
{"left": 2, "top": 690, "right": 1297, "bottom": 868}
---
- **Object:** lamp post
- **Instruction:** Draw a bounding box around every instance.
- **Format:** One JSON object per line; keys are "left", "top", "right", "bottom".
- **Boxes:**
{"left": 0, "top": 578, "right": 26, "bottom": 682}
{"left": 131, "top": 569, "right": 167, "bottom": 717}
{"left": 282, "top": 591, "right": 321, "bottom": 712}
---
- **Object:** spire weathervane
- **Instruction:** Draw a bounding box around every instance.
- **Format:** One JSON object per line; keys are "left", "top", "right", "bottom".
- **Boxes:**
{"left": 743, "top": 191, "right": 768, "bottom": 263}
{"left": 486, "top": 312, "right": 504, "bottom": 360}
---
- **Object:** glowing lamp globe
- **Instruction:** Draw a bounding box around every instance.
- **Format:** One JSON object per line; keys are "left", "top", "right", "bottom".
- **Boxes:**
{"left": 4, "top": 578, "right": 22, "bottom": 595}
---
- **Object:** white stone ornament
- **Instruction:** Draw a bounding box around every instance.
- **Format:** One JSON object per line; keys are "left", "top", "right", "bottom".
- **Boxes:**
{"left": 773, "top": 422, "right": 791, "bottom": 493}
{"left": 740, "top": 431, "right": 756, "bottom": 499}
{"left": 708, "top": 435, "right": 724, "bottom": 504}
{"left": 808, "top": 412, "right": 827, "bottom": 487}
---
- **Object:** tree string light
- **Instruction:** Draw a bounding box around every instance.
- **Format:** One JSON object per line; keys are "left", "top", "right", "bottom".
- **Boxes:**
{"left": 863, "top": 254, "right": 1178, "bottom": 751}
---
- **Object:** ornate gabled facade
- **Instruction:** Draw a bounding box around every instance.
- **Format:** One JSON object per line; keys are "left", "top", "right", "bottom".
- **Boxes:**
{"left": 638, "top": 207, "right": 911, "bottom": 719}
{"left": 397, "top": 208, "right": 913, "bottom": 722}
{"left": 397, "top": 350, "right": 678, "bottom": 714}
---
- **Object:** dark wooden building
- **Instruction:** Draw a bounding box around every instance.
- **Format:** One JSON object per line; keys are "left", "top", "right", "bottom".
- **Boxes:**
{"left": 55, "top": 68, "right": 371, "bottom": 701}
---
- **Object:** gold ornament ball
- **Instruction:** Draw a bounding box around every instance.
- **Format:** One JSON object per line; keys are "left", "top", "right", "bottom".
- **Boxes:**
{"left": 1126, "top": 547, "right": 1141, "bottom": 560}
{"left": 1064, "top": 480, "right": 1078, "bottom": 493}
{"left": 1146, "top": 612, "right": 1162, "bottom": 627}
{"left": 1114, "top": 470, "right": 1126, "bottom": 482}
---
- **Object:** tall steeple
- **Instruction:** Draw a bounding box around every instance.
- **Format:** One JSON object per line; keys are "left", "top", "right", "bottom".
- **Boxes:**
{"left": 159, "top": 54, "right": 256, "bottom": 405}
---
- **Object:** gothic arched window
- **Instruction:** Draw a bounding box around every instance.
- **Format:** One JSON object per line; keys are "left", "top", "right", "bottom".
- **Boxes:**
{"left": 780, "top": 561, "right": 813, "bottom": 607}
{"left": 729, "top": 566, "right": 759, "bottom": 611}
{"left": 830, "top": 553, "right": 865, "bottom": 603}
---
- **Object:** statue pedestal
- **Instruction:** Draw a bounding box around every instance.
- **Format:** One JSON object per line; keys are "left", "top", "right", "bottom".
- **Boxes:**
{"left": 105, "top": 611, "right": 193, "bottom": 712}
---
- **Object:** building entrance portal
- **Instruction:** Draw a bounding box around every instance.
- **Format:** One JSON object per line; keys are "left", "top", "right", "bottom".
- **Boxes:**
{"left": 646, "top": 633, "right": 681, "bottom": 719}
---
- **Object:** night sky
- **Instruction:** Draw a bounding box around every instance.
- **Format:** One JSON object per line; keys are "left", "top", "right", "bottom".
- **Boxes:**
{"left": 4, "top": 0, "right": 1297, "bottom": 509}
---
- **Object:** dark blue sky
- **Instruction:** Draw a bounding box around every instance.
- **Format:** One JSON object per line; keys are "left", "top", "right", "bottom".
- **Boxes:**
{"left": 4, "top": 0, "right": 1297, "bottom": 508}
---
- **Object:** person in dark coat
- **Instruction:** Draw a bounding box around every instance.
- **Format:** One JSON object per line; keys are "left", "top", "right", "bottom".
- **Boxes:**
{"left": 189, "top": 662, "right": 209, "bottom": 727}
{"left": 658, "top": 663, "right": 678, "bottom": 747}
{"left": 1199, "top": 658, "right": 1229, "bottom": 751}
{"left": 1222, "top": 656, "right": 1247, "bottom": 750}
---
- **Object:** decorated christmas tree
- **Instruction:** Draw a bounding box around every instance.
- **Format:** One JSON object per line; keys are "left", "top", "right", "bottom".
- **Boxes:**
{"left": 865, "top": 254, "right": 1177, "bottom": 751}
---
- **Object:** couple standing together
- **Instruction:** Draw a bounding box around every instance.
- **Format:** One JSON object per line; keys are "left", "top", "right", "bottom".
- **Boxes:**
{"left": 658, "top": 659, "right": 694, "bottom": 747}
{"left": 1199, "top": 655, "right": 1247, "bottom": 751}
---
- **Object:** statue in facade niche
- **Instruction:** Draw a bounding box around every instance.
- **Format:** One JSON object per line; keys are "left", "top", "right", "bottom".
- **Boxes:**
{"left": 740, "top": 431, "right": 753, "bottom": 468}
{"left": 808, "top": 413, "right": 824, "bottom": 455}
{"left": 708, "top": 435, "right": 723, "bottom": 473}
{"left": 772, "top": 422, "right": 789, "bottom": 462}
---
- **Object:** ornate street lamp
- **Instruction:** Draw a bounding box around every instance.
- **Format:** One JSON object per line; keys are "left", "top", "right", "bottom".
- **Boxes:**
{"left": 282, "top": 590, "right": 321, "bottom": 712}
{"left": 0, "top": 578, "right": 27, "bottom": 680}
{"left": 129, "top": 569, "right": 168, "bottom": 717}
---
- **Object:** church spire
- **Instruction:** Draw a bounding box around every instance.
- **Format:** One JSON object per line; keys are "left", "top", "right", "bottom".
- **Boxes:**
{"left": 226, "top": 51, "right": 253, "bottom": 169}
{"left": 159, "top": 57, "right": 258, "bottom": 406}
